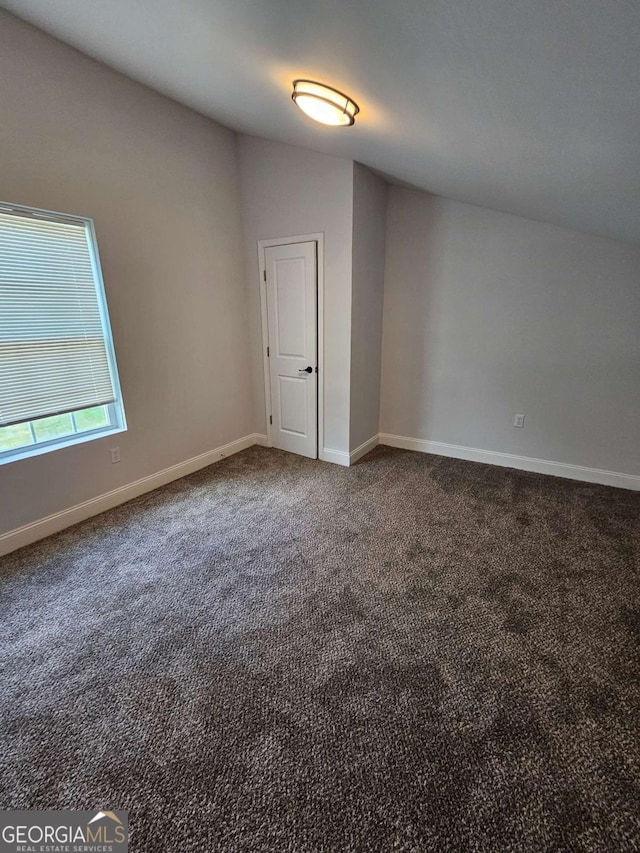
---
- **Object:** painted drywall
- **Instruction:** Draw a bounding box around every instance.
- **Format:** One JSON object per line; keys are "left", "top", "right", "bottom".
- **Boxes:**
{"left": 380, "top": 188, "right": 640, "bottom": 476}
{"left": 349, "top": 164, "right": 387, "bottom": 451}
{"left": 237, "top": 135, "right": 354, "bottom": 456}
{"left": 6, "top": 0, "right": 640, "bottom": 246}
{"left": 0, "top": 12, "right": 253, "bottom": 535}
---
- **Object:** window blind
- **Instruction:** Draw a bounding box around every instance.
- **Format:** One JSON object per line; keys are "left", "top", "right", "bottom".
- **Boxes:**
{"left": 0, "top": 209, "right": 116, "bottom": 427}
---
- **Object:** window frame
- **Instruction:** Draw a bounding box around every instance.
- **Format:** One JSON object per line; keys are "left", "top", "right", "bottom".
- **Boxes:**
{"left": 0, "top": 201, "right": 127, "bottom": 465}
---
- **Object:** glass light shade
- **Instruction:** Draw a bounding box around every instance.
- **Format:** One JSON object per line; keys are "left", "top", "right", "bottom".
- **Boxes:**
{"left": 292, "top": 80, "right": 359, "bottom": 127}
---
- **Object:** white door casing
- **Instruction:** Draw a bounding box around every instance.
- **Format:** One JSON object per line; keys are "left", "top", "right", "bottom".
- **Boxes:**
{"left": 264, "top": 241, "right": 317, "bottom": 458}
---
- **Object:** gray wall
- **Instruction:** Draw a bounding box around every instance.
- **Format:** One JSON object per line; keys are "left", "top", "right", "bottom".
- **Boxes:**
{"left": 0, "top": 13, "right": 253, "bottom": 534}
{"left": 237, "top": 135, "right": 354, "bottom": 455}
{"left": 349, "top": 164, "right": 387, "bottom": 451}
{"left": 380, "top": 188, "right": 640, "bottom": 475}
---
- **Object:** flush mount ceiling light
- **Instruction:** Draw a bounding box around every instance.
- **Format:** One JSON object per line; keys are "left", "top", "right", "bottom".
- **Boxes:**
{"left": 292, "top": 80, "right": 359, "bottom": 127}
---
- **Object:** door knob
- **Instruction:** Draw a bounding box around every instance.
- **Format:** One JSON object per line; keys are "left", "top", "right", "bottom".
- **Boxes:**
{"left": 298, "top": 366, "right": 313, "bottom": 373}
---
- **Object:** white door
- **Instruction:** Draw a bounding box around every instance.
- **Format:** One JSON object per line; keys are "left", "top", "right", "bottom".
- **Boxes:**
{"left": 265, "top": 241, "right": 317, "bottom": 459}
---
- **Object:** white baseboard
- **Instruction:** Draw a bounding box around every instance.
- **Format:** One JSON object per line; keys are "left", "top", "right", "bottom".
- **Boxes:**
{"left": 350, "top": 434, "right": 380, "bottom": 465}
{"left": 255, "top": 437, "right": 352, "bottom": 467}
{"left": 321, "top": 435, "right": 379, "bottom": 467}
{"left": 6, "top": 430, "right": 635, "bottom": 559}
{"left": 0, "top": 433, "right": 262, "bottom": 557}
{"left": 378, "top": 433, "right": 640, "bottom": 491}
{"left": 321, "top": 447, "right": 350, "bottom": 467}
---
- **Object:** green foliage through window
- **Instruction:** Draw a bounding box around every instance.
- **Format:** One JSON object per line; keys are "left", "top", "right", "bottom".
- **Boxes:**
{"left": 0, "top": 406, "right": 111, "bottom": 453}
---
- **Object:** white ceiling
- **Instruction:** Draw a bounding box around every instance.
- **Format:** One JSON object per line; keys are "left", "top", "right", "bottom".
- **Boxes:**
{"left": 2, "top": 0, "right": 640, "bottom": 244}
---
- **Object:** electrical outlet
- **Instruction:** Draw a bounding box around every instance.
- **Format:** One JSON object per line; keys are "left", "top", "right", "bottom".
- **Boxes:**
{"left": 110, "top": 446, "right": 121, "bottom": 463}
{"left": 513, "top": 414, "right": 525, "bottom": 428}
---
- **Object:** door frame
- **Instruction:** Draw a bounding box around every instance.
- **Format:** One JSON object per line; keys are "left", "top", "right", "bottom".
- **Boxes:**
{"left": 258, "top": 233, "right": 325, "bottom": 460}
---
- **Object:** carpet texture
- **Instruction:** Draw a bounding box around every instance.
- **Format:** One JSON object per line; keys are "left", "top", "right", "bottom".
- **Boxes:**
{"left": 1, "top": 445, "right": 639, "bottom": 852}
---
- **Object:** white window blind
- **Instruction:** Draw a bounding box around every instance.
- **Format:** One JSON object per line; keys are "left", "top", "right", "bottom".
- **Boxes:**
{"left": 0, "top": 208, "right": 116, "bottom": 427}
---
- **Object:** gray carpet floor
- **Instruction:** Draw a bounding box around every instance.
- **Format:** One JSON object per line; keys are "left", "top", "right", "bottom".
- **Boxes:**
{"left": 1, "top": 445, "right": 639, "bottom": 852}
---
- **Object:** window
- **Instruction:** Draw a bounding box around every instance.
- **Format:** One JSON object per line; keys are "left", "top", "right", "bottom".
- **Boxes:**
{"left": 0, "top": 202, "right": 126, "bottom": 463}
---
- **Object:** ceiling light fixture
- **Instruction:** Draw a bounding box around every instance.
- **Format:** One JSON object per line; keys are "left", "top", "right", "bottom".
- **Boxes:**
{"left": 292, "top": 80, "right": 359, "bottom": 127}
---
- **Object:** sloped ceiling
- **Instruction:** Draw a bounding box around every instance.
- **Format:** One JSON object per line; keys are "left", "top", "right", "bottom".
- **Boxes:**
{"left": 2, "top": 0, "right": 639, "bottom": 244}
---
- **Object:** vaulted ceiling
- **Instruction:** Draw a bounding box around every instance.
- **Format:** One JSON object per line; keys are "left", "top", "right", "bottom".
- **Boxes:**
{"left": 2, "top": 0, "right": 639, "bottom": 244}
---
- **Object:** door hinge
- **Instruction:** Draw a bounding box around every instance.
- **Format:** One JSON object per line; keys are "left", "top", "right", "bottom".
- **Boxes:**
{"left": 267, "top": 346, "right": 270, "bottom": 357}
{"left": 269, "top": 415, "right": 272, "bottom": 425}
{"left": 263, "top": 269, "right": 266, "bottom": 281}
